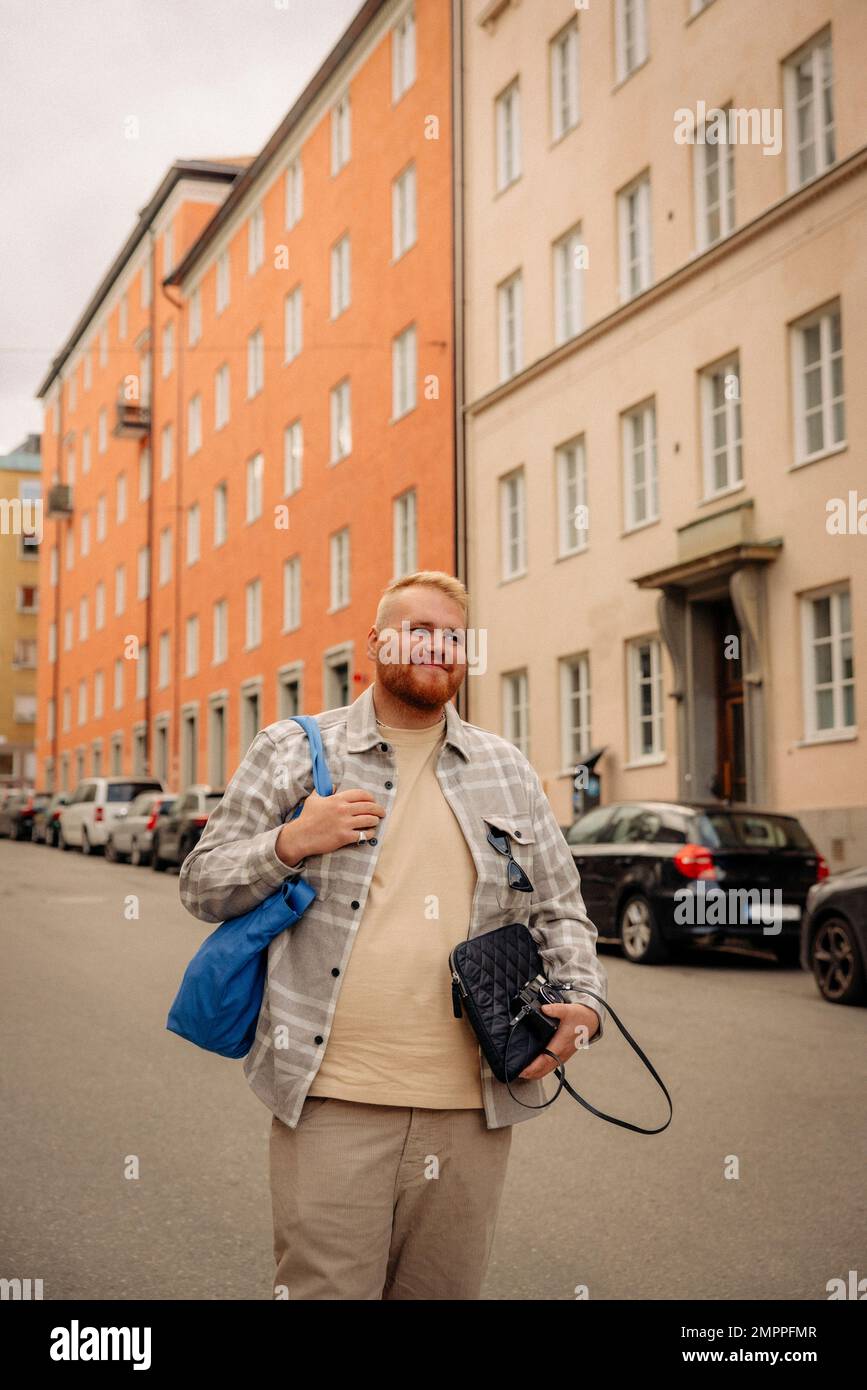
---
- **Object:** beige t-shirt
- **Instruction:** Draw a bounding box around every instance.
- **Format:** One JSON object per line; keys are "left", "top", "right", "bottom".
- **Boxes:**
{"left": 307, "top": 712, "right": 484, "bottom": 1108}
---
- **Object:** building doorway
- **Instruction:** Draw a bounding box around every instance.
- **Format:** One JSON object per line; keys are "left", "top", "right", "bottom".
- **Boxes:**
{"left": 710, "top": 598, "right": 746, "bottom": 803}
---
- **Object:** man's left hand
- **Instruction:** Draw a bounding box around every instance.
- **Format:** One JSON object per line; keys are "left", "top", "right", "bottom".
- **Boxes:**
{"left": 517, "top": 1002, "right": 600, "bottom": 1081}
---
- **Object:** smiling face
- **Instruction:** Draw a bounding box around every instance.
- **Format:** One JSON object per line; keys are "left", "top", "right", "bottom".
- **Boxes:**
{"left": 369, "top": 584, "right": 468, "bottom": 712}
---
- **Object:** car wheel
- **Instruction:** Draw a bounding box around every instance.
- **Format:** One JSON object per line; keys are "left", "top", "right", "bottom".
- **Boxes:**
{"left": 619, "top": 893, "right": 670, "bottom": 964}
{"left": 59, "top": 827, "right": 73, "bottom": 852}
{"left": 130, "top": 839, "right": 146, "bottom": 868}
{"left": 811, "top": 916, "right": 867, "bottom": 1005}
{"left": 151, "top": 836, "right": 166, "bottom": 872}
{"left": 771, "top": 938, "right": 801, "bottom": 968}
{"left": 81, "top": 828, "right": 93, "bottom": 856}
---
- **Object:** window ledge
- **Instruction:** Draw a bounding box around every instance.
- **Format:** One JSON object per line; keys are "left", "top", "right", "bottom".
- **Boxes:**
{"left": 621, "top": 517, "right": 661, "bottom": 538}
{"left": 789, "top": 442, "right": 848, "bottom": 471}
{"left": 498, "top": 568, "right": 528, "bottom": 585}
{"left": 698, "top": 481, "right": 746, "bottom": 507}
{"left": 612, "top": 56, "right": 650, "bottom": 94}
{"left": 555, "top": 543, "right": 589, "bottom": 562}
{"left": 623, "top": 754, "right": 667, "bottom": 769}
{"left": 795, "top": 729, "right": 857, "bottom": 748}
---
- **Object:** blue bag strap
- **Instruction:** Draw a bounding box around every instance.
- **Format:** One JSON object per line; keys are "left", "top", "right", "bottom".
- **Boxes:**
{"left": 286, "top": 715, "right": 333, "bottom": 798}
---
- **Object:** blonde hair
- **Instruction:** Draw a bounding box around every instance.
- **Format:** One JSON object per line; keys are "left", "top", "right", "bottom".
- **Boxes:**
{"left": 374, "top": 570, "right": 469, "bottom": 633}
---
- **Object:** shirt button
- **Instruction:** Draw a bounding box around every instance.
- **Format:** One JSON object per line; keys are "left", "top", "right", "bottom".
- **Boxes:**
{"left": 514, "top": 830, "right": 522, "bottom": 838}
{"left": 314, "top": 1034, "right": 324, "bottom": 1045}
{"left": 385, "top": 781, "right": 393, "bottom": 789}
{"left": 331, "top": 967, "right": 340, "bottom": 977}
{"left": 351, "top": 900, "right": 360, "bottom": 909}
{"left": 379, "top": 742, "right": 388, "bottom": 751}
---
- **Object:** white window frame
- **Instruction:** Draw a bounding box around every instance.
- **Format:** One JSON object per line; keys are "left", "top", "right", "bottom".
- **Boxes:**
{"left": 498, "top": 271, "right": 524, "bottom": 382}
{"left": 214, "top": 482, "right": 228, "bottom": 547}
{"left": 159, "top": 526, "right": 172, "bottom": 587}
{"left": 329, "top": 529, "right": 351, "bottom": 612}
{"left": 282, "top": 556, "right": 301, "bottom": 633}
{"left": 393, "top": 489, "right": 417, "bottom": 578}
{"left": 701, "top": 355, "right": 743, "bottom": 498}
{"left": 188, "top": 286, "right": 201, "bottom": 346}
{"left": 330, "top": 379, "right": 352, "bottom": 462}
{"left": 502, "top": 670, "right": 530, "bottom": 756}
{"left": 556, "top": 436, "right": 588, "bottom": 556}
{"left": 560, "top": 654, "right": 591, "bottom": 768}
{"left": 216, "top": 250, "right": 231, "bottom": 315}
{"left": 627, "top": 637, "right": 665, "bottom": 763}
{"left": 791, "top": 301, "right": 845, "bottom": 466}
{"left": 550, "top": 18, "right": 580, "bottom": 141}
{"left": 285, "top": 157, "right": 303, "bottom": 228}
{"left": 245, "top": 579, "right": 262, "bottom": 650}
{"left": 330, "top": 236, "right": 351, "bottom": 320}
{"left": 392, "top": 324, "right": 417, "bottom": 420}
{"left": 248, "top": 203, "right": 265, "bottom": 275}
{"left": 214, "top": 363, "right": 230, "bottom": 430}
{"left": 392, "top": 5, "right": 416, "bottom": 103}
{"left": 247, "top": 328, "right": 264, "bottom": 398}
{"left": 284, "top": 288, "right": 302, "bottom": 363}
{"left": 695, "top": 109, "right": 736, "bottom": 250}
{"left": 499, "top": 467, "right": 527, "bottom": 580}
{"left": 246, "top": 453, "right": 264, "bottom": 524}
{"left": 331, "top": 92, "right": 351, "bottom": 175}
{"left": 392, "top": 162, "right": 417, "bottom": 261}
{"left": 187, "top": 395, "right": 202, "bottom": 456}
{"left": 801, "top": 585, "right": 855, "bottom": 740}
{"left": 784, "top": 29, "right": 835, "bottom": 192}
{"left": 161, "top": 423, "right": 174, "bottom": 480}
{"left": 622, "top": 399, "right": 659, "bottom": 531}
{"left": 186, "top": 502, "right": 200, "bottom": 566}
{"left": 185, "top": 615, "right": 199, "bottom": 678}
{"left": 161, "top": 320, "right": 174, "bottom": 378}
{"left": 618, "top": 173, "right": 652, "bottom": 301}
{"left": 212, "top": 599, "right": 228, "bottom": 665}
{"left": 495, "top": 79, "right": 521, "bottom": 192}
{"left": 553, "top": 225, "right": 584, "bottom": 345}
{"left": 615, "top": 0, "right": 649, "bottom": 84}
{"left": 283, "top": 421, "right": 303, "bottom": 496}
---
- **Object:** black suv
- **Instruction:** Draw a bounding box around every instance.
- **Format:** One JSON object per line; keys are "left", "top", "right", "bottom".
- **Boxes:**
{"left": 566, "top": 801, "right": 827, "bottom": 965}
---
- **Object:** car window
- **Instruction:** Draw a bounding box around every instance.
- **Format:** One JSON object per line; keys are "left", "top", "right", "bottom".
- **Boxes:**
{"left": 650, "top": 814, "right": 689, "bottom": 845}
{"left": 566, "top": 806, "right": 614, "bottom": 845}
{"left": 106, "top": 781, "right": 162, "bottom": 803}
{"left": 158, "top": 798, "right": 176, "bottom": 816}
{"left": 610, "top": 807, "right": 661, "bottom": 843}
{"left": 694, "top": 812, "right": 813, "bottom": 851}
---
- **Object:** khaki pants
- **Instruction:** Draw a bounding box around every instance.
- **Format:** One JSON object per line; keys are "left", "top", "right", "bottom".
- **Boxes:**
{"left": 269, "top": 1095, "right": 513, "bottom": 1300}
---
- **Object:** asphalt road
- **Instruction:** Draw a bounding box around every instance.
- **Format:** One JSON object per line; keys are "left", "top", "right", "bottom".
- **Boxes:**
{"left": 1, "top": 838, "right": 865, "bottom": 1300}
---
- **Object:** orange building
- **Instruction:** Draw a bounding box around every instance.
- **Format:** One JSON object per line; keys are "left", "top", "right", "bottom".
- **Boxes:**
{"left": 35, "top": 0, "right": 457, "bottom": 793}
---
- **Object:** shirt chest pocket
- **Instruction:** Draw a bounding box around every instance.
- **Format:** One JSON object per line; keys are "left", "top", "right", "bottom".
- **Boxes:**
{"left": 480, "top": 812, "right": 536, "bottom": 911}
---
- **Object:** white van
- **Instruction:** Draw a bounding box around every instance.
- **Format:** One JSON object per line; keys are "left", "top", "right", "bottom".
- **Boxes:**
{"left": 59, "top": 777, "right": 165, "bottom": 855}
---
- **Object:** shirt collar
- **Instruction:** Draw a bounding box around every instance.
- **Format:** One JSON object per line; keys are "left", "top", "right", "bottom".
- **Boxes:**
{"left": 346, "top": 681, "right": 470, "bottom": 761}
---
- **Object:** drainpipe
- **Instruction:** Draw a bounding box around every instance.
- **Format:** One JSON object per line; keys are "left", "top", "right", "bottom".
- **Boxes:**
{"left": 144, "top": 229, "right": 156, "bottom": 775}
{"left": 162, "top": 282, "right": 185, "bottom": 792}
{"left": 451, "top": 0, "right": 469, "bottom": 723}
{"left": 51, "top": 389, "right": 63, "bottom": 784}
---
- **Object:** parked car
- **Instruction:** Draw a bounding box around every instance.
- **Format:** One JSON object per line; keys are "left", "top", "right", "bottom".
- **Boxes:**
{"left": 565, "top": 801, "right": 828, "bottom": 965}
{"left": 105, "top": 792, "right": 177, "bottom": 866}
{"left": 59, "top": 777, "right": 165, "bottom": 855}
{"left": 151, "top": 786, "right": 225, "bottom": 871}
{"left": 32, "top": 792, "right": 70, "bottom": 846}
{"left": 0, "top": 789, "right": 51, "bottom": 841}
{"left": 800, "top": 866, "right": 867, "bottom": 1006}
{"left": 0, "top": 787, "right": 25, "bottom": 832}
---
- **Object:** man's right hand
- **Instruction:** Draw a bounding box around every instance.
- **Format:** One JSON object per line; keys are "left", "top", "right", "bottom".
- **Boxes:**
{"left": 275, "top": 787, "right": 387, "bottom": 866}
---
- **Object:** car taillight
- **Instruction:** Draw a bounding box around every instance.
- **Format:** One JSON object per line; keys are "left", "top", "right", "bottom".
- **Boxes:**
{"left": 192, "top": 816, "right": 209, "bottom": 828}
{"left": 816, "top": 855, "right": 830, "bottom": 882}
{"left": 146, "top": 812, "right": 158, "bottom": 831}
{"left": 95, "top": 806, "right": 104, "bottom": 822}
{"left": 673, "top": 843, "right": 718, "bottom": 880}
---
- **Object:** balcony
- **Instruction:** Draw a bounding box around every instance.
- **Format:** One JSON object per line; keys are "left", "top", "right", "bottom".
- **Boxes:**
{"left": 46, "top": 483, "right": 73, "bottom": 518}
{"left": 113, "top": 400, "right": 151, "bottom": 439}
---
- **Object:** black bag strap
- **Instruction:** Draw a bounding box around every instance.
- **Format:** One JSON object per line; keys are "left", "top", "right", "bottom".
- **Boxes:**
{"left": 504, "top": 989, "right": 673, "bottom": 1134}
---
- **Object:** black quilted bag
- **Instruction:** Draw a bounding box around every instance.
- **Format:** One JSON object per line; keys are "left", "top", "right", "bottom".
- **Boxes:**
{"left": 449, "top": 921, "right": 672, "bottom": 1133}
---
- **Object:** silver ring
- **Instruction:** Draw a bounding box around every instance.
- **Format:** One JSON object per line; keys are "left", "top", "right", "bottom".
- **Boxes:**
{"left": 357, "top": 829, "right": 367, "bottom": 844}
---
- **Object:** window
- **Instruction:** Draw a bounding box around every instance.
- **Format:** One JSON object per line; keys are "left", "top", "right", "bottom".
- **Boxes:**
{"left": 329, "top": 530, "right": 350, "bottom": 611}
{"left": 138, "top": 447, "right": 151, "bottom": 502}
{"left": 802, "top": 586, "right": 855, "bottom": 737}
{"left": 135, "top": 645, "right": 148, "bottom": 701}
{"left": 216, "top": 250, "right": 231, "bottom": 314}
{"left": 618, "top": 173, "right": 652, "bottom": 300}
{"left": 48, "top": 622, "right": 57, "bottom": 662}
{"left": 114, "top": 564, "right": 126, "bottom": 616}
{"left": 116, "top": 472, "right": 127, "bottom": 524}
{"left": 392, "top": 5, "right": 416, "bottom": 103}
{"left": 141, "top": 253, "right": 152, "bottom": 309}
{"left": 556, "top": 436, "right": 588, "bottom": 555}
{"left": 79, "top": 595, "right": 89, "bottom": 642}
{"left": 247, "top": 329, "right": 264, "bottom": 398}
{"left": 66, "top": 444, "right": 76, "bottom": 488}
{"left": 628, "top": 638, "right": 664, "bottom": 760}
{"left": 214, "top": 364, "right": 230, "bottom": 429}
{"left": 283, "top": 421, "right": 303, "bottom": 496}
{"left": 67, "top": 367, "right": 77, "bottom": 413}
{"left": 161, "top": 321, "right": 174, "bottom": 378}
{"left": 93, "top": 671, "right": 104, "bottom": 719}
{"left": 701, "top": 356, "right": 743, "bottom": 495}
{"left": 498, "top": 272, "right": 523, "bottom": 382}
{"left": 330, "top": 236, "right": 351, "bottom": 319}
{"left": 696, "top": 109, "right": 735, "bottom": 248}
{"left": 285, "top": 157, "right": 303, "bottom": 228}
{"left": 622, "top": 400, "right": 658, "bottom": 529}
{"left": 187, "top": 503, "right": 200, "bottom": 565}
{"left": 114, "top": 658, "right": 124, "bottom": 710}
{"left": 248, "top": 204, "right": 265, "bottom": 274}
{"left": 50, "top": 545, "right": 58, "bottom": 586}
{"left": 15, "top": 693, "right": 37, "bottom": 725}
{"left": 785, "top": 30, "right": 835, "bottom": 191}
{"left": 62, "top": 689, "right": 72, "bottom": 732}
{"left": 245, "top": 579, "right": 262, "bottom": 649}
{"left": 553, "top": 226, "right": 584, "bottom": 344}
{"left": 140, "top": 351, "right": 152, "bottom": 407}
{"left": 82, "top": 429, "right": 91, "bottom": 475}
{"left": 118, "top": 294, "right": 128, "bottom": 341}
{"left": 550, "top": 19, "right": 580, "bottom": 140}
{"left": 163, "top": 222, "right": 174, "bottom": 276}
{"left": 560, "top": 655, "right": 591, "bottom": 765}
{"left": 495, "top": 79, "right": 521, "bottom": 191}
{"left": 137, "top": 545, "right": 150, "bottom": 600}
{"left": 159, "top": 526, "right": 172, "bottom": 586}
{"left": 110, "top": 736, "right": 122, "bottom": 775}
{"left": 96, "top": 493, "right": 106, "bottom": 542}
{"left": 185, "top": 615, "right": 199, "bottom": 677}
{"left": 393, "top": 489, "right": 417, "bottom": 578}
{"left": 65, "top": 530, "right": 74, "bottom": 571}
{"left": 183, "top": 711, "right": 199, "bottom": 787}
{"left": 98, "top": 408, "right": 107, "bottom": 454}
{"left": 392, "top": 163, "right": 417, "bottom": 260}
{"left": 392, "top": 324, "right": 417, "bottom": 419}
{"left": 330, "top": 379, "right": 351, "bottom": 462}
{"left": 83, "top": 350, "right": 92, "bottom": 391}
{"left": 792, "top": 302, "right": 845, "bottom": 464}
{"left": 213, "top": 482, "right": 228, "bottom": 547}
{"left": 212, "top": 599, "right": 228, "bottom": 664}
{"left": 331, "top": 92, "right": 351, "bottom": 174}
{"left": 188, "top": 286, "right": 201, "bottom": 346}
{"left": 246, "top": 453, "right": 264, "bottom": 523}
{"left": 241, "top": 686, "right": 262, "bottom": 755}
{"left": 99, "top": 323, "right": 108, "bottom": 368}
{"left": 502, "top": 670, "right": 530, "bottom": 756}
{"left": 13, "top": 637, "right": 37, "bottom": 668}
{"left": 282, "top": 556, "right": 301, "bottom": 633}
{"left": 187, "top": 395, "right": 202, "bottom": 455}
{"left": 284, "top": 289, "right": 302, "bottom": 363}
{"left": 158, "top": 632, "right": 170, "bottom": 690}
{"left": 499, "top": 468, "right": 527, "bottom": 580}
{"left": 95, "top": 582, "right": 105, "bottom": 631}
{"left": 80, "top": 511, "right": 91, "bottom": 557}
{"left": 615, "top": 0, "right": 648, "bottom": 83}
{"left": 160, "top": 423, "right": 173, "bottom": 480}
{"left": 64, "top": 607, "right": 72, "bottom": 650}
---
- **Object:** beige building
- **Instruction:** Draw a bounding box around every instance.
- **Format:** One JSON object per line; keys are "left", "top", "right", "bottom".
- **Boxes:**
{"left": 458, "top": 0, "right": 866, "bottom": 867}
{"left": 0, "top": 435, "right": 41, "bottom": 786}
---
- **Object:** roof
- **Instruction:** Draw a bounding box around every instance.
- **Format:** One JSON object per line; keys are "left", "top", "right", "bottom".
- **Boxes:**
{"left": 167, "top": 0, "right": 388, "bottom": 287}
{"left": 0, "top": 446, "right": 42, "bottom": 474}
{"left": 35, "top": 159, "right": 250, "bottom": 400}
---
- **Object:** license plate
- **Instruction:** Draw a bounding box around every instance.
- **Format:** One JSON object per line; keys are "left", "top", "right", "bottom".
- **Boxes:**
{"left": 746, "top": 903, "right": 801, "bottom": 923}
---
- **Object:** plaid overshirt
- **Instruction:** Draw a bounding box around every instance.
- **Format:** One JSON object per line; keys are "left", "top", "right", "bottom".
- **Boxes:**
{"left": 178, "top": 682, "right": 608, "bottom": 1130}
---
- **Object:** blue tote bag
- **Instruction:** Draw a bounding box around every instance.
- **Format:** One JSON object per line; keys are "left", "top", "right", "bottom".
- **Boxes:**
{"left": 166, "top": 715, "right": 332, "bottom": 1059}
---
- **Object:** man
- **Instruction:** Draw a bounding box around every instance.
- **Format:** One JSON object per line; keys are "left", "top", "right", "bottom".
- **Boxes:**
{"left": 179, "top": 570, "right": 607, "bottom": 1300}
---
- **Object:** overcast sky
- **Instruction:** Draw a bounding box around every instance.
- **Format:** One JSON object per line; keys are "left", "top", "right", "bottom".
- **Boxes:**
{"left": 0, "top": 0, "right": 362, "bottom": 453}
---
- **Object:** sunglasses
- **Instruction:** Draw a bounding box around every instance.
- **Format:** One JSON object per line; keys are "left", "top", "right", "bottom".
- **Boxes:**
{"left": 486, "top": 825, "right": 534, "bottom": 893}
